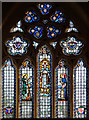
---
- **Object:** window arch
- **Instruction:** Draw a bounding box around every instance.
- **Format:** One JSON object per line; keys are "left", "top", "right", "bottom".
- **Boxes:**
{"left": 2, "top": 2, "right": 89, "bottom": 119}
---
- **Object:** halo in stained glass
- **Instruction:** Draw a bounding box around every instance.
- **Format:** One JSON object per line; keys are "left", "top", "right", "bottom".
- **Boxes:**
{"left": 19, "top": 58, "right": 34, "bottom": 118}
{"left": 50, "top": 11, "right": 65, "bottom": 23}
{"left": 24, "top": 11, "right": 39, "bottom": 23}
{"left": 38, "top": 3, "right": 52, "bottom": 15}
{"left": 55, "top": 59, "right": 70, "bottom": 118}
{"left": 47, "top": 26, "right": 61, "bottom": 38}
{"left": 60, "top": 37, "right": 84, "bottom": 55}
{"left": 10, "top": 20, "right": 24, "bottom": 33}
{"left": 73, "top": 59, "right": 88, "bottom": 118}
{"left": 28, "top": 26, "right": 43, "bottom": 39}
{"left": 37, "top": 45, "right": 52, "bottom": 118}
{"left": 6, "top": 36, "right": 29, "bottom": 55}
{"left": 65, "top": 21, "right": 78, "bottom": 32}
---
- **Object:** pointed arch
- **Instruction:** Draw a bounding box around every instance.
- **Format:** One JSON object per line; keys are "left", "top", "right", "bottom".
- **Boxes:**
{"left": 19, "top": 58, "right": 34, "bottom": 118}
{"left": 55, "top": 59, "right": 70, "bottom": 118}
{"left": 73, "top": 58, "right": 88, "bottom": 118}
{"left": 37, "top": 45, "right": 52, "bottom": 118}
{"left": 2, "top": 58, "right": 16, "bottom": 118}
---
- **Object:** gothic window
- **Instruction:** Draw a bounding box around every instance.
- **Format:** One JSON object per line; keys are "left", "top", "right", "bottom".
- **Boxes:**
{"left": 37, "top": 45, "right": 52, "bottom": 118}
{"left": 19, "top": 59, "right": 34, "bottom": 118}
{"left": 73, "top": 59, "right": 88, "bottom": 118}
{"left": 2, "top": 2, "right": 88, "bottom": 119}
{"left": 2, "top": 58, "right": 16, "bottom": 118}
{"left": 55, "top": 59, "right": 70, "bottom": 118}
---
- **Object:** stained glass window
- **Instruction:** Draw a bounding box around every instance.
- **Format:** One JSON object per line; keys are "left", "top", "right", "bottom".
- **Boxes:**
{"left": 38, "top": 3, "right": 52, "bottom": 15}
{"left": 50, "top": 42, "right": 57, "bottom": 48}
{"left": 55, "top": 60, "right": 70, "bottom": 118}
{"left": 50, "top": 11, "right": 65, "bottom": 23}
{"left": 33, "top": 41, "right": 39, "bottom": 49}
{"left": 2, "top": 58, "right": 16, "bottom": 118}
{"left": 65, "top": 21, "right": 78, "bottom": 32}
{"left": 19, "top": 59, "right": 34, "bottom": 118}
{"left": 6, "top": 36, "right": 29, "bottom": 55}
{"left": 37, "top": 45, "right": 52, "bottom": 118}
{"left": 24, "top": 11, "right": 39, "bottom": 23}
{"left": 10, "top": 20, "right": 24, "bottom": 33}
{"left": 47, "top": 26, "right": 61, "bottom": 38}
{"left": 73, "top": 59, "right": 88, "bottom": 118}
{"left": 60, "top": 36, "right": 84, "bottom": 55}
{"left": 28, "top": 26, "right": 43, "bottom": 39}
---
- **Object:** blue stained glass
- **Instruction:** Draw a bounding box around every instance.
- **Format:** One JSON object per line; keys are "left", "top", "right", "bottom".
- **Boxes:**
{"left": 60, "top": 37, "right": 84, "bottom": 55}
{"left": 37, "top": 45, "right": 52, "bottom": 118}
{"left": 6, "top": 36, "right": 29, "bottom": 55}
{"left": 2, "top": 58, "right": 16, "bottom": 118}
{"left": 38, "top": 3, "right": 52, "bottom": 15}
{"left": 55, "top": 59, "right": 70, "bottom": 118}
{"left": 47, "top": 26, "right": 61, "bottom": 38}
{"left": 73, "top": 59, "right": 88, "bottom": 118}
{"left": 29, "top": 26, "right": 43, "bottom": 39}
{"left": 24, "top": 11, "right": 39, "bottom": 23}
{"left": 20, "top": 59, "right": 34, "bottom": 118}
{"left": 50, "top": 11, "right": 65, "bottom": 23}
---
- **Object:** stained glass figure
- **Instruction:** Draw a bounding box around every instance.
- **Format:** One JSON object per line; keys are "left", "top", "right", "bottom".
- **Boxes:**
{"left": 60, "top": 37, "right": 83, "bottom": 55}
{"left": 24, "top": 11, "right": 39, "bottom": 23}
{"left": 73, "top": 59, "right": 88, "bottom": 118}
{"left": 37, "top": 45, "right": 52, "bottom": 118}
{"left": 33, "top": 41, "right": 39, "bottom": 49}
{"left": 55, "top": 60, "right": 70, "bottom": 118}
{"left": 50, "top": 11, "right": 65, "bottom": 23}
{"left": 2, "top": 58, "right": 16, "bottom": 118}
{"left": 47, "top": 26, "right": 61, "bottom": 38}
{"left": 28, "top": 26, "right": 43, "bottom": 39}
{"left": 20, "top": 59, "right": 34, "bottom": 118}
{"left": 65, "top": 21, "right": 78, "bottom": 32}
{"left": 38, "top": 3, "right": 52, "bottom": 15}
{"left": 6, "top": 36, "right": 29, "bottom": 55}
{"left": 10, "top": 20, "right": 24, "bottom": 33}
{"left": 50, "top": 41, "right": 57, "bottom": 48}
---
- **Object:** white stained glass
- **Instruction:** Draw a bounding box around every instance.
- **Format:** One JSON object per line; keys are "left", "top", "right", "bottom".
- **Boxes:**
{"left": 74, "top": 59, "right": 87, "bottom": 118}
{"left": 2, "top": 59, "right": 16, "bottom": 118}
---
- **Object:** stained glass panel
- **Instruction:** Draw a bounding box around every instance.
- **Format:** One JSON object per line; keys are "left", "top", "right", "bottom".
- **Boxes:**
{"left": 24, "top": 11, "right": 39, "bottom": 23}
{"left": 37, "top": 45, "right": 52, "bottom": 118}
{"left": 6, "top": 36, "right": 29, "bottom": 55}
{"left": 55, "top": 60, "right": 70, "bottom": 118}
{"left": 47, "top": 26, "right": 61, "bottom": 38}
{"left": 38, "top": 3, "right": 52, "bottom": 15}
{"left": 50, "top": 11, "right": 65, "bottom": 23}
{"left": 10, "top": 20, "right": 24, "bottom": 33}
{"left": 65, "top": 21, "right": 78, "bottom": 32}
{"left": 2, "top": 58, "right": 16, "bottom": 118}
{"left": 73, "top": 59, "right": 88, "bottom": 118}
{"left": 60, "top": 37, "right": 84, "bottom": 55}
{"left": 19, "top": 59, "right": 34, "bottom": 118}
{"left": 28, "top": 26, "right": 43, "bottom": 39}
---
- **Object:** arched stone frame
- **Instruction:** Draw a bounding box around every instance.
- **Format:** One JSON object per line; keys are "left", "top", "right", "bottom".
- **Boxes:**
{"left": 2, "top": 2, "right": 89, "bottom": 118}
